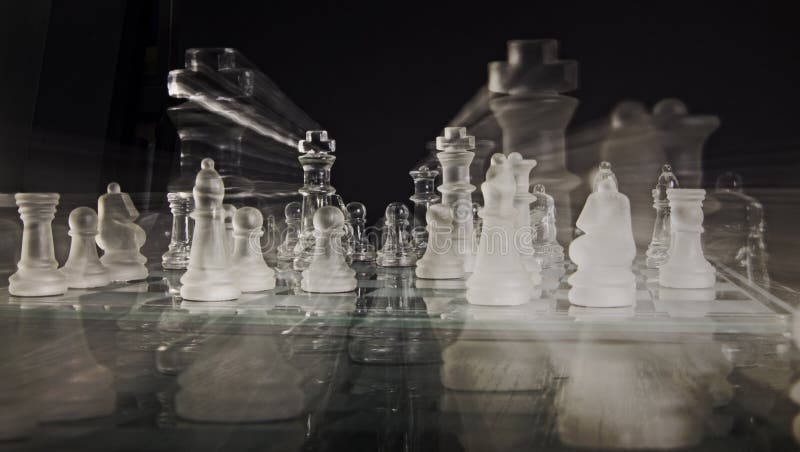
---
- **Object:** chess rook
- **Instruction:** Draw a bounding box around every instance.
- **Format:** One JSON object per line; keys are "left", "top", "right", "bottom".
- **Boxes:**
{"left": 60, "top": 207, "right": 111, "bottom": 289}
{"left": 416, "top": 204, "right": 465, "bottom": 280}
{"left": 96, "top": 182, "right": 148, "bottom": 281}
{"left": 436, "top": 127, "right": 476, "bottom": 272}
{"left": 230, "top": 207, "right": 276, "bottom": 292}
{"left": 301, "top": 206, "right": 357, "bottom": 293}
{"left": 659, "top": 189, "right": 715, "bottom": 288}
{"left": 8, "top": 193, "right": 68, "bottom": 297}
{"left": 162, "top": 192, "right": 193, "bottom": 269}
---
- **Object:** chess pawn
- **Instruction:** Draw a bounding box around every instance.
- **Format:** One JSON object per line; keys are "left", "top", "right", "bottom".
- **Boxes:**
{"left": 568, "top": 174, "right": 636, "bottom": 308}
{"left": 659, "top": 189, "right": 715, "bottom": 288}
{"left": 97, "top": 182, "right": 148, "bottom": 281}
{"left": 376, "top": 202, "right": 417, "bottom": 267}
{"left": 59, "top": 207, "right": 111, "bottom": 288}
{"left": 646, "top": 164, "right": 679, "bottom": 268}
{"left": 301, "top": 206, "right": 357, "bottom": 293}
{"left": 162, "top": 192, "right": 193, "bottom": 269}
{"left": 346, "top": 201, "right": 376, "bottom": 263}
{"left": 231, "top": 207, "right": 276, "bottom": 292}
{"left": 416, "top": 204, "right": 465, "bottom": 279}
{"left": 467, "top": 154, "right": 535, "bottom": 306}
{"left": 8, "top": 193, "right": 68, "bottom": 297}
{"left": 222, "top": 204, "right": 236, "bottom": 254}
{"left": 277, "top": 201, "right": 302, "bottom": 269}
{"left": 180, "top": 158, "right": 241, "bottom": 301}
{"left": 530, "top": 184, "right": 564, "bottom": 267}
{"left": 508, "top": 152, "right": 542, "bottom": 285}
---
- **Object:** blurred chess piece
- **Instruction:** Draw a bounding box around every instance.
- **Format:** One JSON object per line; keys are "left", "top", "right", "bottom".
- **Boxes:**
{"left": 162, "top": 192, "right": 193, "bottom": 270}
{"left": 262, "top": 213, "right": 279, "bottom": 267}
{"left": 277, "top": 201, "right": 302, "bottom": 270}
{"left": 332, "top": 194, "right": 355, "bottom": 264}
{"left": 530, "top": 184, "right": 564, "bottom": 267}
{"left": 8, "top": 193, "right": 68, "bottom": 297}
{"left": 508, "top": 152, "right": 541, "bottom": 284}
{"left": 347, "top": 202, "right": 377, "bottom": 263}
{"left": 659, "top": 189, "right": 716, "bottom": 289}
{"left": 409, "top": 165, "right": 440, "bottom": 258}
{"left": 376, "top": 202, "right": 417, "bottom": 267}
{"left": 231, "top": 207, "right": 275, "bottom": 292}
{"left": 222, "top": 204, "right": 237, "bottom": 255}
{"left": 60, "top": 207, "right": 111, "bottom": 288}
{"left": 416, "top": 204, "right": 465, "bottom": 279}
{"left": 568, "top": 169, "right": 636, "bottom": 308}
{"left": 97, "top": 182, "right": 148, "bottom": 281}
{"left": 301, "top": 206, "right": 357, "bottom": 293}
{"left": 646, "top": 164, "right": 679, "bottom": 268}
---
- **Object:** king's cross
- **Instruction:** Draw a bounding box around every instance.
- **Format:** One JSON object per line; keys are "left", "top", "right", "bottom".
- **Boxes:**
{"left": 298, "top": 130, "right": 336, "bottom": 154}
{"left": 436, "top": 127, "right": 476, "bottom": 152}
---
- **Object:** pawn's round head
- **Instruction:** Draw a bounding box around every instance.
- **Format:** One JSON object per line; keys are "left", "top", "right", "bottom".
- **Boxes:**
{"left": 107, "top": 182, "right": 121, "bottom": 194}
{"left": 285, "top": 201, "right": 302, "bottom": 220}
{"left": 653, "top": 98, "right": 688, "bottom": 117}
{"left": 233, "top": 206, "right": 263, "bottom": 232}
{"left": 611, "top": 101, "right": 648, "bottom": 128}
{"left": 490, "top": 153, "right": 507, "bottom": 166}
{"left": 384, "top": 202, "right": 409, "bottom": 223}
{"left": 507, "top": 152, "right": 523, "bottom": 163}
{"left": 427, "top": 204, "right": 453, "bottom": 225}
{"left": 69, "top": 206, "right": 98, "bottom": 232}
{"left": 346, "top": 202, "right": 366, "bottom": 220}
{"left": 313, "top": 206, "right": 344, "bottom": 231}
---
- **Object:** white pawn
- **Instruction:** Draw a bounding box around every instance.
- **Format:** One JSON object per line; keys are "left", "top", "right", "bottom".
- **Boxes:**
{"left": 659, "top": 189, "right": 715, "bottom": 288}
{"left": 416, "top": 204, "right": 465, "bottom": 280}
{"left": 467, "top": 154, "right": 535, "bottom": 306}
{"left": 301, "top": 206, "right": 357, "bottom": 293}
{"left": 180, "top": 159, "right": 241, "bottom": 301}
{"left": 568, "top": 175, "right": 636, "bottom": 307}
{"left": 508, "top": 152, "right": 542, "bottom": 285}
{"left": 60, "top": 207, "right": 111, "bottom": 288}
{"left": 8, "top": 193, "right": 68, "bottom": 297}
{"left": 97, "top": 182, "right": 148, "bottom": 281}
{"left": 231, "top": 207, "right": 276, "bottom": 292}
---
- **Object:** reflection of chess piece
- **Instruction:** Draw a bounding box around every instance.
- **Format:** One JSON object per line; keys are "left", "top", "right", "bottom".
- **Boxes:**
{"left": 97, "top": 182, "right": 148, "bottom": 281}
{"left": 162, "top": 192, "right": 193, "bottom": 269}
{"left": 659, "top": 189, "right": 715, "bottom": 289}
{"left": 8, "top": 193, "right": 68, "bottom": 297}
{"left": 230, "top": 207, "right": 276, "bottom": 292}
{"left": 60, "top": 207, "right": 111, "bottom": 288}
{"left": 416, "top": 204, "right": 465, "bottom": 280}
{"left": 646, "top": 164, "right": 679, "bottom": 268}
{"left": 301, "top": 206, "right": 357, "bottom": 293}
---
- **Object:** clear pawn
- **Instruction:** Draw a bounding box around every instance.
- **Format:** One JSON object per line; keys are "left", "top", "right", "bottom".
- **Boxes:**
{"left": 347, "top": 202, "right": 376, "bottom": 263}
{"left": 277, "top": 201, "right": 302, "bottom": 270}
{"left": 646, "top": 164, "right": 679, "bottom": 268}
{"left": 530, "top": 184, "right": 564, "bottom": 267}
{"left": 376, "top": 202, "right": 417, "bottom": 267}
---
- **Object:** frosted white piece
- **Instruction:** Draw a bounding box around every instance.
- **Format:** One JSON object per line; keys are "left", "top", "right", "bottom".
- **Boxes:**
{"left": 436, "top": 127, "right": 476, "bottom": 272}
{"left": 467, "top": 154, "right": 535, "bottom": 306}
{"left": 659, "top": 189, "right": 715, "bottom": 288}
{"left": 508, "top": 152, "right": 542, "bottom": 285}
{"left": 8, "top": 193, "right": 68, "bottom": 297}
{"left": 301, "top": 206, "right": 357, "bottom": 293}
{"left": 97, "top": 182, "right": 148, "bottom": 281}
{"left": 180, "top": 159, "right": 241, "bottom": 301}
{"left": 60, "top": 207, "right": 111, "bottom": 288}
{"left": 222, "top": 204, "right": 236, "bottom": 255}
{"left": 230, "top": 207, "right": 275, "bottom": 292}
{"left": 175, "top": 332, "right": 306, "bottom": 422}
{"left": 416, "top": 204, "right": 465, "bottom": 280}
{"left": 568, "top": 172, "right": 636, "bottom": 307}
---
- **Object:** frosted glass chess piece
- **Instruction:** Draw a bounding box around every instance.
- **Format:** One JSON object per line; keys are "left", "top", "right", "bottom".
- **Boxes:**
{"left": 222, "top": 204, "right": 236, "bottom": 254}
{"left": 162, "top": 192, "right": 193, "bottom": 269}
{"left": 435, "top": 127, "right": 476, "bottom": 272}
{"left": 467, "top": 154, "right": 535, "bottom": 305}
{"left": 646, "top": 164, "right": 679, "bottom": 268}
{"left": 568, "top": 174, "right": 636, "bottom": 307}
{"left": 347, "top": 202, "right": 376, "bottom": 263}
{"left": 230, "top": 207, "right": 276, "bottom": 292}
{"left": 8, "top": 193, "right": 68, "bottom": 297}
{"left": 508, "top": 152, "right": 542, "bottom": 285}
{"left": 180, "top": 158, "right": 241, "bottom": 301}
{"left": 409, "top": 165, "right": 440, "bottom": 258}
{"left": 376, "top": 203, "right": 417, "bottom": 267}
{"left": 659, "top": 189, "right": 715, "bottom": 288}
{"left": 59, "top": 207, "right": 111, "bottom": 288}
{"left": 591, "top": 161, "right": 618, "bottom": 192}
{"left": 416, "top": 204, "right": 465, "bottom": 280}
{"left": 530, "top": 184, "right": 564, "bottom": 267}
{"left": 96, "top": 182, "right": 148, "bottom": 281}
{"left": 301, "top": 206, "right": 357, "bottom": 293}
{"left": 277, "top": 201, "right": 302, "bottom": 269}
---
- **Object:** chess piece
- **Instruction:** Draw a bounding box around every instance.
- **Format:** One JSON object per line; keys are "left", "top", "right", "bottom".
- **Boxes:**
{"left": 646, "top": 164, "right": 679, "bottom": 268}
{"left": 231, "top": 207, "right": 276, "bottom": 292}
{"left": 59, "top": 207, "right": 111, "bottom": 288}
{"left": 409, "top": 165, "right": 440, "bottom": 258}
{"left": 97, "top": 182, "right": 148, "bottom": 281}
{"left": 568, "top": 173, "right": 636, "bottom": 308}
{"left": 416, "top": 204, "right": 465, "bottom": 279}
{"left": 376, "top": 202, "right": 417, "bottom": 267}
{"left": 436, "top": 127, "right": 476, "bottom": 272}
{"left": 180, "top": 158, "right": 241, "bottom": 301}
{"left": 262, "top": 213, "right": 279, "bottom": 267}
{"left": 8, "top": 193, "right": 68, "bottom": 297}
{"left": 332, "top": 194, "right": 355, "bottom": 263}
{"left": 530, "top": 184, "right": 564, "bottom": 267}
{"left": 222, "top": 204, "right": 236, "bottom": 254}
{"left": 508, "top": 152, "right": 542, "bottom": 284}
{"left": 301, "top": 206, "right": 357, "bottom": 293}
{"left": 591, "top": 161, "right": 619, "bottom": 192}
{"left": 277, "top": 201, "right": 302, "bottom": 269}
{"left": 294, "top": 131, "right": 338, "bottom": 271}
{"left": 162, "top": 192, "right": 193, "bottom": 269}
{"left": 347, "top": 202, "right": 376, "bottom": 263}
{"left": 489, "top": 39, "right": 581, "bottom": 243}
{"left": 659, "top": 189, "right": 715, "bottom": 288}
{"left": 467, "top": 154, "right": 535, "bottom": 305}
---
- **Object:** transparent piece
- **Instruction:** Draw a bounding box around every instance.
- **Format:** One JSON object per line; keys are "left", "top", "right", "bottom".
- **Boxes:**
{"left": 409, "top": 165, "right": 440, "bottom": 258}
{"left": 376, "top": 202, "right": 417, "bottom": 267}
{"left": 347, "top": 202, "right": 376, "bottom": 263}
{"left": 646, "top": 164, "right": 679, "bottom": 268}
{"left": 162, "top": 193, "right": 193, "bottom": 270}
{"left": 277, "top": 201, "right": 302, "bottom": 270}
{"left": 530, "top": 184, "right": 564, "bottom": 267}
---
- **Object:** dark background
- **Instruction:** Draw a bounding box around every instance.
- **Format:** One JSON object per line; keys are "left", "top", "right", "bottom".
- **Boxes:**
{"left": 1, "top": 0, "right": 798, "bottom": 212}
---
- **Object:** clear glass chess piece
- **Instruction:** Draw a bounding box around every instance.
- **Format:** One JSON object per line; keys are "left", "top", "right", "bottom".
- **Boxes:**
{"left": 277, "top": 201, "right": 302, "bottom": 270}
{"left": 162, "top": 192, "right": 193, "bottom": 269}
{"left": 333, "top": 194, "right": 354, "bottom": 264}
{"left": 409, "top": 165, "right": 440, "bottom": 258}
{"left": 646, "top": 164, "right": 679, "bottom": 268}
{"left": 471, "top": 202, "right": 482, "bottom": 255}
{"left": 530, "top": 184, "right": 564, "bottom": 267}
{"left": 347, "top": 202, "right": 376, "bottom": 263}
{"left": 262, "top": 214, "right": 279, "bottom": 267}
{"left": 376, "top": 202, "right": 417, "bottom": 267}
